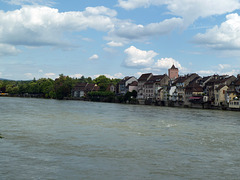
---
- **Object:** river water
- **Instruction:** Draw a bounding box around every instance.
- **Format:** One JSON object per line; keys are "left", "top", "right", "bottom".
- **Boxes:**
{"left": 0, "top": 97, "right": 240, "bottom": 180}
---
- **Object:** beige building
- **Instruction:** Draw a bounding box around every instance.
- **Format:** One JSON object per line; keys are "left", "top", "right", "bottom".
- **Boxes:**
{"left": 214, "top": 85, "right": 228, "bottom": 106}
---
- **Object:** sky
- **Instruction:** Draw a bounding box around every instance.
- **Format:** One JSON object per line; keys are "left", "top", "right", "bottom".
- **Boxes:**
{"left": 1, "top": 0, "right": 240, "bottom": 80}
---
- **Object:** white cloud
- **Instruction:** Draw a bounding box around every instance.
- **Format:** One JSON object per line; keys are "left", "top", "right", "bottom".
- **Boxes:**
{"left": 45, "top": 72, "right": 55, "bottom": 78}
{"left": 70, "top": 74, "right": 83, "bottom": 78}
{"left": 3, "top": 0, "right": 56, "bottom": 6}
{"left": 123, "top": 46, "right": 185, "bottom": 74}
{"left": 113, "top": 72, "right": 124, "bottom": 78}
{"left": 89, "top": 54, "right": 99, "bottom": 60}
{"left": 38, "top": 69, "right": 43, "bottom": 73}
{"left": 154, "top": 58, "right": 182, "bottom": 70}
{"left": 93, "top": 73, "right": 124, "bottom": 79}
{"left": 118, "top": 0, "right": 164, "bottom": 10}
{"left": 197, "top": 64, "right": 240, "bottom": 76}
{"left": 107, "top": 41, "right": 123, "bottom": 47}
{"left": 118, "top": 0, "right": 240, "bottom": 25}
{"left": 24, "top": 73, "right": 33, "bottom": 78}
{"left": 109, "top": 17, "right": 183, "bottom": 42}
{"left": 124, "top": 46, "right": 158, "bottom": 67}
{"left": 0, "top": 44, "right": 21, "bottom": 56}
{"left": 218, "top": 64, "right": 231, "bottom": 70}
{"left": 0, "top": 6, "right": 116, "bottom": 48}
{"left": 194, "top": 13, "right": 240, "bottom": 50}
{"left": 84, "top": 6, "right": 117, "bottom": 17}
{"left": 197, "top": 70, "right": 216, "bottom": 76}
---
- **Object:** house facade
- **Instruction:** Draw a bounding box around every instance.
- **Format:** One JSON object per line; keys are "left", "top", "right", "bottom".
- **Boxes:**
{"left": 214, "top": 85, "right": 228, "bottom": 106}
{"left": 137, "top": 73, "right": 153, "bottom": 99}
{"left": 72, "top": 83, "right": 99, "bottom": 98}
{"left": 118, "top": 76, "right": 138, "bottom": 95}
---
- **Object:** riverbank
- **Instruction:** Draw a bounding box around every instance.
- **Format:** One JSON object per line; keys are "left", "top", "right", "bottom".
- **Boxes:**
{"left": 2, "top": 95, "right": 240, "bottom": 112}
{"left": 64, "top": 96, "right": 240, "bottom": 111}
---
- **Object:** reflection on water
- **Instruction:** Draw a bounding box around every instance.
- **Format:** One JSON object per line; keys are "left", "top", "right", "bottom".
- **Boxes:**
{"left": 0, "top": 97, "right": 240, "bottom": 179}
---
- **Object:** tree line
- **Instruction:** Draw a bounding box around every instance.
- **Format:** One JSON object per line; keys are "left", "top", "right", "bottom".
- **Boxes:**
{"left": 0, "top": 74, "right": 121, "bottom": 100}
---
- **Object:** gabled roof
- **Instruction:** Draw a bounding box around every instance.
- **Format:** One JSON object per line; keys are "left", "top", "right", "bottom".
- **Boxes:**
{"left": 73, "top": 83, "right": 99, "bottom": 92}
{"left": 85, "top": 83, "right": 95, "bottom": 91}
{"left": 73, "top": 82, "right": 88, "bottom": 91}
{"left": 145, "top": 75, "right": 166, "bottom": 85}
{"left": 129, "top": 81, "right": 138, "bottom": 86}
{"left": 138, "top": 73, "right": 152, "bottom": 81}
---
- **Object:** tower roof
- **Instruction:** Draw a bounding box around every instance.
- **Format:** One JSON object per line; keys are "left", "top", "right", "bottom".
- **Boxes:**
{"left": 170, "top": 64, "right": 178, "bottom": 69}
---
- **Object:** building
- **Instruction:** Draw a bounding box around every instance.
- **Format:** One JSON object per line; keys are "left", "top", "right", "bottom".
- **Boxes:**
{"left": 168, "top": 65, "right": 179, "bottom": 80}
{"left": 144, "top": 74, "right": 170, "bottom": 100}
{"left": 137, "top": 73, "right": 153, "bottom": 99}
{"left": 106, "top": 84, "right": 116, "bottom": 93}
{"left": 128, "top": 81, "right": 138, "bottom": 93}
{"left": 72, "top": 83, "right": 99, "bottom": 98}
{"left": 171, "top": 73, "right": 200, "bottom": 102}
{"left": 185, "top": 81, "right": 204, "bottom": 105}
{"left": 229, "top": 99, "right": 240, "bottom": 109}
{"left": 118, "top": 76, "right": 138, "bottom": 95}
{"left": 214, "top": 85, "right": 228, "bottom": 106}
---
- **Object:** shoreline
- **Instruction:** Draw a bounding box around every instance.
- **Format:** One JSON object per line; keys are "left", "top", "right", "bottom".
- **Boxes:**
{"left": 2, "top": 95, "right": 239, "bottom": 112}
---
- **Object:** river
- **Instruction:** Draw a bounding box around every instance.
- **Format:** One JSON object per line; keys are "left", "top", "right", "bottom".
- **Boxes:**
{"left": 0, "top": 97, "right": 240, "bottom": 180}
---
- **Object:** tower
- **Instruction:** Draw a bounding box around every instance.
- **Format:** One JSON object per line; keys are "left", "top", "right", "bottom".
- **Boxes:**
{"left": 168, "top": 65, "right": 179, "bottom": 80}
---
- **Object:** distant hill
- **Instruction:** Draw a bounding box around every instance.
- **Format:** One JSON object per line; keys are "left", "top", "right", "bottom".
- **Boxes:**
{"left": 0, "top": 78, "right": 12, "bottom": 81}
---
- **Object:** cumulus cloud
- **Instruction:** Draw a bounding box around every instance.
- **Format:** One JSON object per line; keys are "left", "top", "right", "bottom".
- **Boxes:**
{"left": 154, "top": 58, "right": 182, "bottom": 70}
{"left": 194, "top": 13, "right": 240, "bottom": 50}
{"left": 124, "top": 46, "right": 158, "bottom": 68}
{"left": 118, "top": 0, "right": 240, "bottom": 25}
{"left": 0, "top": 4, "right": 186, "bottom": 53}
{"left": 0, "top": 6, "right": 116, "bottom": 48}
{"left": 89, "top": 54, "right": 99, "bottom": 60}
{"left": 123, "top": 46, "right": 185, "bottom": 74}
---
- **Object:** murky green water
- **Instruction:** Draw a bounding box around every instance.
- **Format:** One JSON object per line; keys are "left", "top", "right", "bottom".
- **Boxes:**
{"left": 0, "top": 97, "right": 240, "bottom": 180}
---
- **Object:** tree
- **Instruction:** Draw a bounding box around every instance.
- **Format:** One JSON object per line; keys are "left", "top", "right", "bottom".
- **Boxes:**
{"left": 93, "top": 75, "right": 111, "bottom": 91}
{"left": 54, "top": 74, "right": 74, "bottom": 99}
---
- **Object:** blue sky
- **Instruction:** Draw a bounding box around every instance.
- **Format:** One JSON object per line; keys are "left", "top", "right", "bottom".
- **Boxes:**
{"left": 1, "top": 0, "right": 240, "bottom": 80}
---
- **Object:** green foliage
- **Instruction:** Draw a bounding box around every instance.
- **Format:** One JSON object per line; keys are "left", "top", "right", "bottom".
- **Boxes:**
{"left": 87, "top": 91, "right": 115, "bottom": 102}
{"left": 93, "top": 75, "right": 111, "bottom": 91}
{"left": 54, "top": 74, "right": 74, "bottom": 99}
{"left": 0, "top": 74, "right": 120, "bottom": 100}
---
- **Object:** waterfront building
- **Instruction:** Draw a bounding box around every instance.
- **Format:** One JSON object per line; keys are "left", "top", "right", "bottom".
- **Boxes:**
{"left": 214, "top": 85, "right": 229, "bottom": 106}
{"left": 171, "top": 73, "right": 200, "bottom": 103}
{"left": 137, "top": 73, "right": 153, "bottom": 100}
{"left": 72, "top": 83, "right": 99, "bottom": 98}
{"left": 117, "top": 76, "right": 137, "bottom": 95}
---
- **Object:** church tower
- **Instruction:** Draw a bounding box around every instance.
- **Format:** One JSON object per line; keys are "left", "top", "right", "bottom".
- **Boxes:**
{"left": 168, "top": 65, "right": 179, "bottom": 80}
